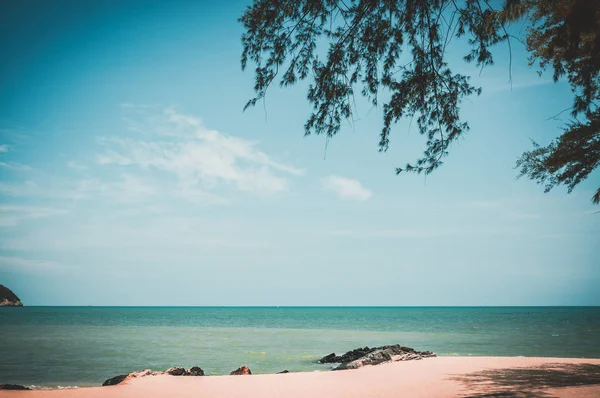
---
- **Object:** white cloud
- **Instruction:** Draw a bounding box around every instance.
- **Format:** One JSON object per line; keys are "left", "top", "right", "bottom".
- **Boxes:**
{"left": 0, "top": 107, "right": 303, "bottom": 258}
{"left": 97, "top": 107, "right": 305, "bottom": 196}
{"left": 321, "top": 175, "right": 372, "bottom": 201}
{"left": 0, "top": 144, "right": 8, "bottom": 152}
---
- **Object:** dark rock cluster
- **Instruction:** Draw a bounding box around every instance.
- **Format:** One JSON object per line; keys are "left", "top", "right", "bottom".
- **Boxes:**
{"left": 96, "top": 343, "right": 435, "bottom": 388}
{"left": 188, "top": 366, "right": 205, "bottom": 376}
{"left": 230, "top": 366, "right": 252, "bottom": 375}
{"left": 102, "top": 366, "right": 206, "bottom": 386}
{"left": 164, "top": 367, "right": 187, "bottom": 376}
{"left": 102, "top": 374, "right": 128, "bottom": 387}
{"left": 318, "top": 346, "right": 372, "bottom": 364}
{"left": 318, "top": 344, "right": 436, "bottom": 370}
{"left": 0, "top": 384, "right": 31, "bottom": 390}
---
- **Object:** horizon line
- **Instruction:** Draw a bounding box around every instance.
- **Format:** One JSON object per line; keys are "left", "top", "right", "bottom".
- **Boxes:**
{"left": 10, "top": 305, "right": 600, "bottom": 308}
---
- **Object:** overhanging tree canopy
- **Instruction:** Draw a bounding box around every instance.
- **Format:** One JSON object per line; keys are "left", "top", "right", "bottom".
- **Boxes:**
{"left": 239, "top": 0, "right": 600, "bottom": 203}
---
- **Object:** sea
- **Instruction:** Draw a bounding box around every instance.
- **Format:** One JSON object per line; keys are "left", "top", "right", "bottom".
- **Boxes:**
{"left": 1, "top": 306, "right": 599, "bottom": 389}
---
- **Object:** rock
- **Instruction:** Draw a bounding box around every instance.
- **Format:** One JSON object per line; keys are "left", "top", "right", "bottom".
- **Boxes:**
{"left": 0, "top": 384, "right": 31, "bottom": 390}
{"left": 318, "top": 353, "right": 337, "bottom": 363}
{"left": 230, "top": 366, "right": 252, "bottom": 375}
{"left": 318, "top": 347, "right": 371, "bottom": 364}
{"left": 333, "top": 349, "right": 393, "bottom": 370}
{"left": 102, "top": 366, "right": 206, "bottom": 386}
{"left": 102, "top": 369, "right": 159, "bottom": 386}
{"left": 188, "top": 366, "right": 205, "bottom": 376}
{"left": 165, "top": 367, "right": 188, "bottom": 376}
{"left": 102, "top": 374, "right": 128, "bottom": 386}
{"left": 128, "top": 369, "right": 157, "bottom": 378}
{"left": 277, "top": 370, "right": 289, "bottom": 374}
{"left": 0, "top": 285, "right": 23, "bottom": 306}
{"left": 322, "top": 344, "right": 436, "bottom": 371}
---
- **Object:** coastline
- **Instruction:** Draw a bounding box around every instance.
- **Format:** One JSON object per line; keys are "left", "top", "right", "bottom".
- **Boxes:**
{"left": 3, "top": 356, "right": 600, "bottom": 398}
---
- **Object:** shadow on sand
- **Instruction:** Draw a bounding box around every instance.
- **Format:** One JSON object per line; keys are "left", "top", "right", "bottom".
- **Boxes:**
{"left": 450, "top": 362, "right": 600, "bottom": 397}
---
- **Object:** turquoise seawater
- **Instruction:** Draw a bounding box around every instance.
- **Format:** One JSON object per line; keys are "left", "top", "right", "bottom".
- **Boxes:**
{"left": 1, "top": 307, "right": 599, "bottom": 388}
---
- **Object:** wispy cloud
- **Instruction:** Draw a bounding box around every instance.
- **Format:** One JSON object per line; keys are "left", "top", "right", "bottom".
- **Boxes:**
{"left": 0, "top": 179, "right": 80, "bottom": 200}
{"left": 0, "top": 180, "right": 42, "bottom": 197}
{"left": 0, "top": 161, "right": 32, "bottom": 171}
{"left": 98, "top": 106, "right": 305, "bottom": 196}
{"left": 0, "top": 256, "right": 65, "bottom": 272}
{"left": 463, "top": 200, "right": 504, "bottom": 210}
{"left": 480, "top": 77, "right": 555, "bottom": 94}
{"left": 0, "top": 107, "right": 304, "bottom": 206}
{"left": 0, "top": 205, "right": 68, "bottom": 227}
{"left": 71, "top": 174, "right": 158, "bottom": 203}
{"left": 327, "top": 228, "right": 446, "bottom": 239}
{"left": 0, "top": 144, "right": 8, "bottom": 152}
{"left": 326, "top": 224, "right": 531, "bottom": 239}
{"left": 0, "top": 214, "right": 268, "bottom": 252}
{"left": 321, "top": 175, "right": 372, "bottom": 201}
{"left": 67, "top": 160, "right": 87, "bottom": 170}
{"left": 462, "top": 198, "right": 540, "bottom": 220}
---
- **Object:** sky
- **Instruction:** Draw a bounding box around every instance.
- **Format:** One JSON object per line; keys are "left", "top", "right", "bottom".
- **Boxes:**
{"left": 0, "top": 0, "right": 598, "bottom": 306}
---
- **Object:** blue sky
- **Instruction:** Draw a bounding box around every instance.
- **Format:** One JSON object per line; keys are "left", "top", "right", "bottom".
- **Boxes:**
{"left": 0, "top": 0, "right": 598, "bottom": 306}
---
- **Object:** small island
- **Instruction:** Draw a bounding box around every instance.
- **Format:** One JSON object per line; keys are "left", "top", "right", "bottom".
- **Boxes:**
{"left": 0, "top": 284, "right": 23, "bottom": 306}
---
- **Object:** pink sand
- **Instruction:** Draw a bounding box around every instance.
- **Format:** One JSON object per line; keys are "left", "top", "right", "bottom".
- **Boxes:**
{"left": 2, "top": 357, "right": 600, "bottom": 398}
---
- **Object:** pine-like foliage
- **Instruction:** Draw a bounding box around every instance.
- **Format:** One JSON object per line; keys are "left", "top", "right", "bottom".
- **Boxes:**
{"left": 240, "top": 0, "right": 599, "bottom": 202}
{"left": 514, "top": 0, "right": 599, "bottom": 203}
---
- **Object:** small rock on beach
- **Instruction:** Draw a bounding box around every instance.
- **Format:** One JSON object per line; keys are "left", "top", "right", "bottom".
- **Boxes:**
{"left": 230, "top": 366, "right": 252, "bottom": 375}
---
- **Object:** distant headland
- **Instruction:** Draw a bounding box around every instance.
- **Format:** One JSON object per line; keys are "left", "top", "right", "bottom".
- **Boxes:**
{"left": 0, "top": 284, "right": 23, "bottom": 306}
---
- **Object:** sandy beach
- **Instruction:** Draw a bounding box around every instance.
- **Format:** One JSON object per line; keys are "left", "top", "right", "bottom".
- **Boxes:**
{"left": 3, "top": 356, "right": 600, "bottom": 398}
